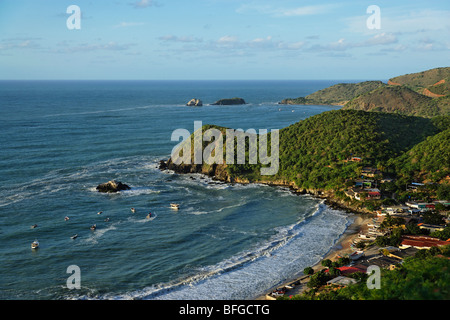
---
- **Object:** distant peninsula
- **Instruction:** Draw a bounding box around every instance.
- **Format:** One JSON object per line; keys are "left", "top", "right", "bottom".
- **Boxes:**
{"left": 279, "top": 67, "right": 450, "bottom": 118}
{"left": 212, "top": 97, "right": 246, "bottom": 105}
{"left": 279, "top": 81, "right": 386, "bottom": 106}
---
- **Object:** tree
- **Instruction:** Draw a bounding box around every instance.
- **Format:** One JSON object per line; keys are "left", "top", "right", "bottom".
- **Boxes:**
{"left": 307, "top": 270, "right": 328, "bottom": 289}
{"left": 321, "top": 259, "right": 332, "bottom": 268}
{"left": 437, "top": 184, "right": 450, "bottom": 200}
{"left": 423, "top": 211, "right": 445, "bottom": 225}
{"left": 303, "top": 267, "right": 314, "bottom": 275}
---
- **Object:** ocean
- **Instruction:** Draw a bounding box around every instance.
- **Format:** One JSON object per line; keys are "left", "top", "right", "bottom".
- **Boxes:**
{"left": 0, "top": 80, "right": 353, "bottom": 300}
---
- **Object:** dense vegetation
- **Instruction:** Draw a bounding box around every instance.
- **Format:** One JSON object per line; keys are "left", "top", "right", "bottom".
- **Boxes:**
{"left": 226, "top": 110, "right": 446, "bottom": 191}
{"left": 388, "top": 128, "right": 450, "bottom": 183}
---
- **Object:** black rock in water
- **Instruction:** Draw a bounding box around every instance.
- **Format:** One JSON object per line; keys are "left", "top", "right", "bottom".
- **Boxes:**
{"left": 96, "top": 180, "right": 131, "bottom": 193}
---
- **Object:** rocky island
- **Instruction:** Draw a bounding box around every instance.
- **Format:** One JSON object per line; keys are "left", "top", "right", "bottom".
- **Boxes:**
{"left": 186, "top": 98, "right": 203, "bottom": 106}
{"left": 96, "top": 180, "right": 131, "bottom": 193}
{"left": 212, "top": 97, "right": 246, "bottom": 105}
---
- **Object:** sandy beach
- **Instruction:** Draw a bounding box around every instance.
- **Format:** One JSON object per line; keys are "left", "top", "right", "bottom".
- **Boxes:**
{"left": 255, "top": 213, "right": 374, "bottom": 300}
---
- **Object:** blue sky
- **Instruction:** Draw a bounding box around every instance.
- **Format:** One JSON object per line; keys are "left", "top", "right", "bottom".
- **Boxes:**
{"left": 0, "top": 0, "right": 449, "bottom": 80}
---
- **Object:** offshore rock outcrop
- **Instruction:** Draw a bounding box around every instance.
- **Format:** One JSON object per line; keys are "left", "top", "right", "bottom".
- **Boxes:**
{"left": 212, "top": 97, "right": 246, "bottom": 105}
{"left": 96, "top": 180, "right": 131, "bottom": 193}
{"left": 187, "top": 98, "right": 203, "bottom": 106}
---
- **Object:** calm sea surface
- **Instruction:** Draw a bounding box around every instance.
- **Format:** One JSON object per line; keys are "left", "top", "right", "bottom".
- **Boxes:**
{"left": 0, "top": 80, "right": 353, "bottom": 300}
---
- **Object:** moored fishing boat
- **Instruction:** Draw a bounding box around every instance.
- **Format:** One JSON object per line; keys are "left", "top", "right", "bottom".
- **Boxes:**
{"left": 31, "top": 240, "right": 39, "bottom": 249}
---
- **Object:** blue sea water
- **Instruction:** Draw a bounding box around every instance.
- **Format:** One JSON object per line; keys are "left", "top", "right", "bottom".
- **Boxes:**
{"left": 0, "top": 80, "right": 353, "bottom": 300}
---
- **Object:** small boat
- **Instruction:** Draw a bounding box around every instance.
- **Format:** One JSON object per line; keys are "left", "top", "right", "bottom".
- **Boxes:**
{"left": 31, "top": 224, "right": 38, "bottom": 229}
{"left": 146, "top": 213, "right": 152, "bottom": 219}
{"left": 90, "top": 224, "right": 97, "bottom": 231}
{"left": 358, "top": 233, "right": 376, "bottom": 240}
{"left": 71, "top": 234, "right": 78, "bottom": 240}
{"left": 349, "top": 250, "right": 364, "bottom": 261}
{"left": 31, "top": 240, "right": 39, "bottom": 249}
{"left": 64, "top": 216, "right": 70, "bottom": 221}
{"left": 170, "top": 203, "right": 180, "bottom": 209}
{"left": 97, "top": 211, "right": 103, "bottom": 215}
{"left": 131, "top": 208, "right": 136, "bottom": 213}
{"left": 104, "top": 217, "right": 110, "bottom": 222}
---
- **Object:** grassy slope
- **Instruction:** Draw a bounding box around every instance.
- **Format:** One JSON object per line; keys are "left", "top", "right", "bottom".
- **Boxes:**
{"left": 280, "top": 81, "right": 386, "bottom": 106}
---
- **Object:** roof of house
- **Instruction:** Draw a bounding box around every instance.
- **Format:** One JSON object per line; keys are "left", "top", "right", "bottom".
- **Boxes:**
{"left": 324, "top": 265, "right": 367, "bottom": 275}
{"left": 400, "top": 235, "right": 449, "bottom": 249}
{"left": 327, "top": 276, "right": 359, "bottom": 287}
{"left": 360, "top": 255, "right": 401, "bottom": 268}
{"left": 336, "top": 266, "right": 367, "bottom": 275}
{"left": 389, "top": 247, "right": 419, "bottom": 259}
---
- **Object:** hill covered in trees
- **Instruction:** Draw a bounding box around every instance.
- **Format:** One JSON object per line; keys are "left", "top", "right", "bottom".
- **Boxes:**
{"left": 164, "top": 110, "right": 449, "bottom": 200}
{"left": 279, "top": 81, "right": 386, "bottom": 106}
{"left": 280, "top": 67, "right": 450, "bottom": 118}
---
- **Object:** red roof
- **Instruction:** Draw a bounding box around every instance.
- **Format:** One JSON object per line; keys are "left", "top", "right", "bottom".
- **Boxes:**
{"left": 401, "top": 235, "right": 449, "bottom": 248}
{"left": 325, "top": 266, "right": 366, "bottom": 275}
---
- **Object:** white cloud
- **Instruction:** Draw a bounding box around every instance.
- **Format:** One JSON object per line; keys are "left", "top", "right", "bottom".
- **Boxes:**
{"left": 131, "top": 0, "right": 159, "bottom": 9}
{"left": 54, "top": 41, "right": 137, "bottom": 54}
{"left": 159, "top": 35, "right": 203, "bottom": 43}
{"left": 309, "top": 33, "right": 398, "bottom": 52}
{"left": 218, "top": 35, "right": 239, "bottom": 43}
{"left": 0, "top": 38, "right": 41, "bottom": 51}
{"left": 236, "top": 4, "right": 337, "bottom": 17}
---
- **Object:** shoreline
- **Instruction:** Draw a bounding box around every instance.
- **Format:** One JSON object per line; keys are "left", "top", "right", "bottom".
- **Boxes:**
{"left": 158, "top": 160, "right": 375, "bottom": 300}
{"left": 253, "top": 211, "right": 373, "bottom": 300}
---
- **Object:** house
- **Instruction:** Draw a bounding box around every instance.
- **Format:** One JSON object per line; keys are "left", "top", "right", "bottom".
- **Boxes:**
{"left": 399, "top": 235, "right": 450, "bottom": 250}
{"left": 417, "top": 223, "right": 445, "bottom": 233}
{"left": 326, "top": 276, "right": 359, "bottom": 287}
{"left": 324, "top": 265, "right": 367, "bottom": 276}
{"left": 388, "top": 247, "right": 419, "bottom": 260}
{"left": 366, "top": 188, "right": 381, "bottom": 200}
{"left": 361, "top": 167, "right": 380, "bottom": 178}
{"left": 336, "top": 266, "right": 367, "bottom": 276}
{"left": 360, "top": 255, "right": 401, "bottom": 270}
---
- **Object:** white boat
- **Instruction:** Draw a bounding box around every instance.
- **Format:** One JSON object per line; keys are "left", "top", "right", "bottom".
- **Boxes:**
{"left": 71, "top": 234, "right": 78, "bottom": 240}
{"left": 170, "top": 203, "right": 180, "bottom": 209}
{"left": 31, "top": 240, "right": 39, "bottom": 249}
{"left": 358, "top": 233, "right": 376, "bottom": 240}
{"left": 349, "top": 250, "right": 364, "bottom": 261}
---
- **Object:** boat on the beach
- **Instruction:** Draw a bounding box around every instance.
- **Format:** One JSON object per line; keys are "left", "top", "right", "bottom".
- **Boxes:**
{"left": 170, "top": 203, "right": 180, "bottom": 210}
{"left": 349, "top": 250, "right": 364, "bottom": 261}
{"left": 31, "top": 240, "right": 39, "bottom": 249}
{"left": 358, "top": 233, "right": 376, "bottom": 240}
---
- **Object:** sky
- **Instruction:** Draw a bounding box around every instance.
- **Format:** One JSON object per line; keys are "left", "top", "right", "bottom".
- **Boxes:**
{"left": 0, "top": 0, "right": 449, "bottom": 80}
